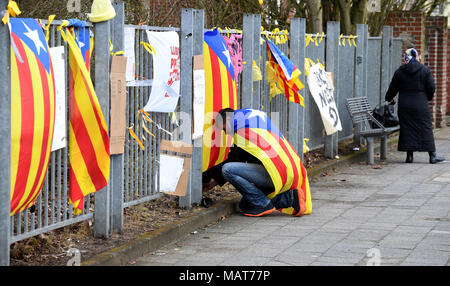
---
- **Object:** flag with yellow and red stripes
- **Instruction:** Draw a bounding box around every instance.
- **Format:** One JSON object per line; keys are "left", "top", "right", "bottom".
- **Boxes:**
{"left": 66, "top": 29, "right": 110, "bottom": 215}
{"left": 9, "top": 18, "right": 56, "bottom": 216}
{"left": 202, "top": 29, "right": 239, "bottom": 172}
{"left": 266, "top": 38, "right": 305, "bottom": 106}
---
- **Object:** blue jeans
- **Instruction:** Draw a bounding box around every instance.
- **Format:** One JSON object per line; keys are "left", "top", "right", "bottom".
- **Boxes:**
{"left": 221, "top": 162, "right": 294, "bottom": 208}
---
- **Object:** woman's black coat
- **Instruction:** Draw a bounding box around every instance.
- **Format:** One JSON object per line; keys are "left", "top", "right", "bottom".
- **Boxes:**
{"left": 385, "top": 61, "right": 436, "bottom": 152}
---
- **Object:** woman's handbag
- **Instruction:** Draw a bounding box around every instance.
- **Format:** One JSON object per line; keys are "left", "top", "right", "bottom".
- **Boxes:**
{"left": 371, "top": 102, "right": 399, "bottom": 128}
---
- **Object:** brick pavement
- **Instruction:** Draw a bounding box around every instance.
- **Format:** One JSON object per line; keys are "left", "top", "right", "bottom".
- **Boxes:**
{"left": 135, "top": 128, "right": 450, "bottom": 266}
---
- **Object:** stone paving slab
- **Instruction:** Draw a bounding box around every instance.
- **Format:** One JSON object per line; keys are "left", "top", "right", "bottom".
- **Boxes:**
{"left": 135, "top": 128, "right": 450, "bottom": 266}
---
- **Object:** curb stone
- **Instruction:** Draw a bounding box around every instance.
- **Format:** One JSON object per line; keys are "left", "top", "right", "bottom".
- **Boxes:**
{"left": 82, "top": 134, "right": 400, "bottom": 266}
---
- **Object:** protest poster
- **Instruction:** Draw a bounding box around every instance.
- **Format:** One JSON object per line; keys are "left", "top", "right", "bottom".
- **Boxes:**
{"left": 143, "top": 31, "right": 180, "bottom": 113}
{"left": 307, "top": 63, "right": 342, "bottom": 135}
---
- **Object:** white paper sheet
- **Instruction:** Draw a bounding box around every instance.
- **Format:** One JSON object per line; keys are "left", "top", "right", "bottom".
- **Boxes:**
{"left": 50, "top": 46, "right": 67, "bottom": 151}
{"left": 192, "top": 68, "right": 205, "bottom": 140}
{"left": 143, "top": 31, "right": 180, "bottom": 113}
{"left": 159, "top": 154, "right": 184, "bottom": 193}
{"left": 124, "top": 26, "right": 135, "bottom": 82}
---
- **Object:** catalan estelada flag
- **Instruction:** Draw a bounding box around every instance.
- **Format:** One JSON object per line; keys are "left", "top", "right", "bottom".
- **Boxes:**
{"left": 67, "top": 19, "right": 90, "bottom": 69}
{"left": 203, "top": 29, "right": 238, "bottom": 172}
{"left": 9, "top": 18, "right": 55, "bottom": 215}
{"left": 266, "top": 38, "right": 305, "bottom": 106}
{"left": 231, "top": 109, "right": 312, "bottom": 215}
{"left": 65, "top": 29, "right": 110, "bottom": 215}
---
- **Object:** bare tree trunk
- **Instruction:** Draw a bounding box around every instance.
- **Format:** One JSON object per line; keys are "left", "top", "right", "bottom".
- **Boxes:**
{"left": 337, "top": 0, "right": 352, "bottom": 34}
{"left": 306, "top": 0, "right": 323, "bottom": 33}
{"left": 351, "top": 0, "right": 368, "bottom": 26}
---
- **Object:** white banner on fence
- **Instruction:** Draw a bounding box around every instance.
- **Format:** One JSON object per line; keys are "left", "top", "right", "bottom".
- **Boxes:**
{"left": 143, "top": 31, "right": 180, "bottom": 113}
{"left": 307, "top": 64, "right": 342, "bottom": 135}
{"left": 193, "top": 55, "right": 205, "bottom": 141}
{"left": 50, "top": 46, "right": 67, "bottom": 151}
{"left": 124, "top": 26, "right": 135, "bottom": 82}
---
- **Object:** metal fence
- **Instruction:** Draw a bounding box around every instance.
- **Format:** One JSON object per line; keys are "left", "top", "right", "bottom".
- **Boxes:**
{"left": 0, "top": 1, "right": 403, "bottom": 265}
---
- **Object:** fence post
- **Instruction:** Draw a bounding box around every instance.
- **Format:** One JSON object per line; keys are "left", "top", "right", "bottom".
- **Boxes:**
{"left": 242, "top": 14, "right": 261, "bottom": 109}
{"left": 325, "top": 21, "right": 340, "bottom": 159}
{"left": 190, "top": 9, "right": 204, "bottom": 205}
{"left": 354, "top": 24, "right": 369, "bottom": 146}
{"left": 381, "top": 26, "right": 393, "bottom": 105}
{"left": 289, "top": 18, "right": 306, "bottom": 158}
{"left": 94, "top": 19, "right": 112, "bottom": 238}
{"left": 179, "top": 8, "right": 203, "bottom": 208}
{"left": 109, "top": 1, "right": 125, "bottom": 233}
{"left": 252, "top": 14, "right": 261, "bottom": 109}
{"left": 179, "top": 9, "right": 204, "bottom": 208}
{"left": 0, "top": 0, "right": 11, "bottom": 266}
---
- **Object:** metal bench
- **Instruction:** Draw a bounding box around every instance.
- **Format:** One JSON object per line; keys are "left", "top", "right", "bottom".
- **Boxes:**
{"left": 346, "top": 97, "right": 400, "bottom": 164}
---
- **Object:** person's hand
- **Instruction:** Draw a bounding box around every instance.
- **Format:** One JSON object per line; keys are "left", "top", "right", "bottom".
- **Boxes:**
{"left": 202, "top": 179, "right": 217, "bottom": 193}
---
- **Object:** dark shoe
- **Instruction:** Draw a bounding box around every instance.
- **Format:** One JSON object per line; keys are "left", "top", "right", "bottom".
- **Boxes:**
{"left": 238, "top": 198, "right": 253, "bottom": 211}
{"left": 405, "top": 152, "right": 413, "bottom": 163}
{"left": 240, "top": 202, "right": 275, "bottom": 217}
{"left": 291, "top": 189, "right": 306, "bottom": 217}
{"left": 429, "top": 152, "right": 445, "bottom": 164}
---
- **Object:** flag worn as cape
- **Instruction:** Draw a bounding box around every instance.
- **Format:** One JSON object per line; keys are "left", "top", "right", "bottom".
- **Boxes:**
{"left": 266, "top": 38, "right": 305, "bottom": 106}
{"left": 230, "top": 109, "right": 312, "bottom": 215}
{"left": 65, "top": 27, "right": 110, "bottom": 215}
{"left": 203, "top": 29, "right": 238, "bottom": 172}
{"left": 9, "top": 18, "right": 56, "bottom": 216}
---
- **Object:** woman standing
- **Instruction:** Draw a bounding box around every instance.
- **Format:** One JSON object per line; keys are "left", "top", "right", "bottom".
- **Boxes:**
{"left": 385, "top": 48, "right": 445, "bottom": 164}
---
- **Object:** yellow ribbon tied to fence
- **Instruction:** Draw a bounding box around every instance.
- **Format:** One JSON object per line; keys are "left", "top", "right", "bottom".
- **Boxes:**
{"left": 140, "top": 41, "right": 156, "bottom": 55}
{"left": 44, "top": 15, "right": 56, "bottom": 43}
{"left": 304, "top": 58, "right": 324, "bottom": 76}
{"left": 2, "top": 0, "right": 21, "bottom": 24}
{"left": 109, "top": 39, "right": 124, "bottom": 56}
{"left": 265, "top": 61, "right": 283, "bottom": 100}
{"left": 138, "top": 109, "right": 156, "bottom": 138}
{"left": 305, "top": 34, "right": 314, "bottom": 47}
{"left": 128, "top": 124, "right": 145, "bottom": 151}
{"left": 252, "top": 60, "right": 262, "bottom": 82}
{"left": 304, "top": 138, "right": 310, "bottom": 154}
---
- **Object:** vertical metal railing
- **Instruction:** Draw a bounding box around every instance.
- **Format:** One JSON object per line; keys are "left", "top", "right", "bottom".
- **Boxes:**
{"left": 0, "top": 0, "right": 11, "bottom": 266}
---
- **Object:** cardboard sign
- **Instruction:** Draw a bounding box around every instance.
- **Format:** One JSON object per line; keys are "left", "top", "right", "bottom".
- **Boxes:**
{"left": 110, "top": 55, "right": 128, "bottom": 154}
{"left": 159, "top": 140, "right": 193, "bottom": 196}
{"left": 307, "top": 64, "right": 342, "bottom": 135}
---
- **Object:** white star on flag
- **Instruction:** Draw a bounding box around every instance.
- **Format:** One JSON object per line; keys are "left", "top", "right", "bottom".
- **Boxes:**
{"left": 247, "top": 110, "right": 268, "bottom": 126}
{"left": 23, "top": 21, "right": 46, "bottom": 56}
{"left": 222, "top": 42, "right": 232, "bottom": 68}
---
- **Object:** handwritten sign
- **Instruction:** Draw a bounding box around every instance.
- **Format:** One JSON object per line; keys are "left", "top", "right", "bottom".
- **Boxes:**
{"left": 143, "top": 31, "right": 180, "bottom": 113}
{"left": 307, "top": 64, "right": 342, "bottom": 135}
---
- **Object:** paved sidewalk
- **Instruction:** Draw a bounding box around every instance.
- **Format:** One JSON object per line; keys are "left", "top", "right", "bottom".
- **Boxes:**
{"left": 136, "top": 128, "right": 450, "bottom": 266}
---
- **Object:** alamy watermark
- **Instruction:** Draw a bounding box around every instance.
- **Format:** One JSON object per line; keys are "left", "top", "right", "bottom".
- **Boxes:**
{"left": 66, "top": 248, "right": 81, "bottom": 266}
{"left": 67, "top": 0, "right": 81, "bottom": 13}
{"left": 366, "top": 248, "right": 381, "bottom": 266}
